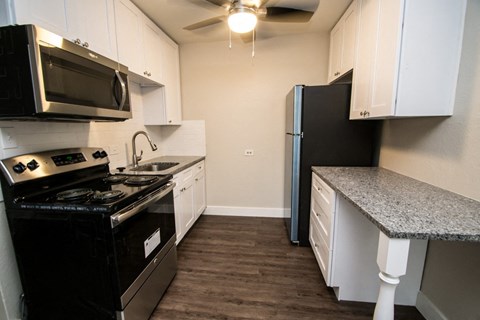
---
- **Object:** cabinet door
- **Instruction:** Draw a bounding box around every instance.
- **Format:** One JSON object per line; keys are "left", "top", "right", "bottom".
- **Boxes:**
{"left": 114, "top": 0, "right": 143, "bottom": 75}
{"left": 81, "top": 0, "right": 118, "bottom": 59}
{"left": 351, "top": 0, "right": 402, "bottom": 119}
{"left": 10, "top": 0, "right": 69, "bottom": 36}
{"left": 327, "top": 22, "right": 343, "bottom": 83}
{"left": 194, "top": 170, "right": 206, "bottom": 219}
{"left": 65, "top": 0, "right": 118, "bottom": 59}
{"left": 340, "top": 1, "right": 357, "bottom": 75}
{"left": 160, "top": 34, "right": 182, "bottom": 125}
{"left": 182, "top": 180, "right": 195, "bottom": 232}
{"left": 173, "top": 183, "right": 184, "bottom": 244}
{"left": 142, "top": 18, "right": 164, "bottom": 84}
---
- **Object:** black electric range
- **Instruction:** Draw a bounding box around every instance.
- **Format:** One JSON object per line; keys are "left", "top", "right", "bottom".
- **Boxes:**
{"left": 0, "top": 147, "right": 177, "bottom": 320}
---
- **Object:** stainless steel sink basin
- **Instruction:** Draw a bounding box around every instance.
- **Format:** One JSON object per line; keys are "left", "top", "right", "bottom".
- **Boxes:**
{"left": 130, "top": 162, "right": 179, "bottom": 172}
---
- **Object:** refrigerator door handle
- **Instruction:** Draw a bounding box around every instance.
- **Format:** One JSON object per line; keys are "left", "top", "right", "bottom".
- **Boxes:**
{"left": 286, "top": 132, "right": 303, "bottom": 138}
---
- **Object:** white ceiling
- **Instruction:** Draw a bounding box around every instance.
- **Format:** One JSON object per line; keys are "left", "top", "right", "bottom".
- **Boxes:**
{"left": 130, "top": 0, "right": 352, "bottom": 44}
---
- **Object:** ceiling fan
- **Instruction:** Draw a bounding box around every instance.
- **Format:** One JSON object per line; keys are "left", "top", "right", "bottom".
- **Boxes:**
{"left": 184, "top": 0, "right": 318, "bottom": 35}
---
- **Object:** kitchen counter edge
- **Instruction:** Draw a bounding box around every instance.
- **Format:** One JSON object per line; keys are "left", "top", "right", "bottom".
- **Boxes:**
{"left": 120, "top": 156, "right": 205, "bottom": 176}
{"left": 311, "top": 166, "right": 480, "bottom": 242}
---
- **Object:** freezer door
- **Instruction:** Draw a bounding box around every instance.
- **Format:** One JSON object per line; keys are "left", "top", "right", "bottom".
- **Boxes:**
{"left": 285, "top": 85, "right": 303, "bottom": 134}
{"left": 284, "top": 85, "right": 303, "bottom": 243}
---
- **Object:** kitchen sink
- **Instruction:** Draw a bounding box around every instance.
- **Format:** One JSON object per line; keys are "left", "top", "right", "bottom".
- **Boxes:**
{"left": 130, "top": 162, "right": 179, "bottom": 172}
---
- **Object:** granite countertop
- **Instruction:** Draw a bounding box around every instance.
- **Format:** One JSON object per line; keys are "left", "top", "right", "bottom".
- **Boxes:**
{"left": 312, "top": 167, "right": 480, "bottom": 242}
{"left": 118, "top": 156, "right": 205, "bottom": 176}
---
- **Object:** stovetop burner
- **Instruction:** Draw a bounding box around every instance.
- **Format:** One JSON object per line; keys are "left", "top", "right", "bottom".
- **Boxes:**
{"left": 56, "top": 188, "right": 94, "bottom": 202}
{"left": 92, "top": 190, "right": 125, "bottom": 203}
{"left": 124, "top": 176, "right": 159, "bottom": 186}
{"left": 103, "top": 176, "right": 128, "bottom": 184}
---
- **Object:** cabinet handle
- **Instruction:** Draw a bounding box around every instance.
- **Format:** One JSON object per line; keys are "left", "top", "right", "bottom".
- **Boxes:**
{"left": 144, "top": 71, "right": 148, "bottom": 76}
{"left": 82, "top": 42, "right": 89, "bottom": 48}
{"left": 195, "top": 178, "right": 198, "bottom": 182}
{"left": 73, "top": 38, "right": 81, "bottom": 45}
{"left": 365, "top": 111, "right": 370, "bottom": 117}
{"left": 148, "top": 72, "right": 152, "bottom": 77}
{"left": 360, "top": 111, "right": 364, "bottom": 116}
{"left": 334, "top": 72, "right": 340, "bottom": 76}
{"left": 168, "top": 120, "right": 172, "bottom": 123}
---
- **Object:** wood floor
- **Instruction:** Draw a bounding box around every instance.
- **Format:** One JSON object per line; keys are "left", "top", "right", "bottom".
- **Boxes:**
{"left": 150, "top": 215, "right": 425, "bottom": 320}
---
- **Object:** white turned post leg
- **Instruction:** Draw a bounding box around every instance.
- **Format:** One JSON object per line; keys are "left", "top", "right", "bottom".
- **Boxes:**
{"left": 373, "top": 231, "right": 410, "bottom": 320}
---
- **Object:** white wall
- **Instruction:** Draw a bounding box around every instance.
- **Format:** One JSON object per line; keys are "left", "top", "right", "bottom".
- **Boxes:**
{"left": 379, "top": 1, "right": 480, "bottom": 319}
{"left": 180, "top": 32, "right": 329, "bottom": 214}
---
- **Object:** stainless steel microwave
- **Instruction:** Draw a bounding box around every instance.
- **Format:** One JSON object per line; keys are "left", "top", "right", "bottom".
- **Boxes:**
{"left": 0, "top": 25, "right": 132, "bottom": 121}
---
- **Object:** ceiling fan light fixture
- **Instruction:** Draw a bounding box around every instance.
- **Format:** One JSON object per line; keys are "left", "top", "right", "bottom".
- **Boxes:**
{"left": 228, "top": 7, "right": 257, "bottom": 33}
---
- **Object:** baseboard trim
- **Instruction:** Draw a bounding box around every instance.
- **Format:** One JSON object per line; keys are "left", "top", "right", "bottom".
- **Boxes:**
{"left": 416, "top": 291, "right": 449, "bottom": 320}
{"left": 204, "top": 206, "right": 286, "bottom": 218}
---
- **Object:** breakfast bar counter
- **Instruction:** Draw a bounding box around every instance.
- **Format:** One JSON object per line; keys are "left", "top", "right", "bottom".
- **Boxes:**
{"left": 311, "top": 166, "right": 480, "bottom": 320}
{"left": 312, "top": 167, "right": 480, "bottom": 242}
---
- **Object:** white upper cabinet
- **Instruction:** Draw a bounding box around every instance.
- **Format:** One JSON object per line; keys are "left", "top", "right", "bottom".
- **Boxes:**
{"left": 158, "top": 33, "right": 183, "bottom": 125}
{"left": 141, "top": 18, "right": 164, "bottom": 84}
{"left": 114, "top": 0, "right": 163, "bottom": 85}
{"left": 328, "top": 0, "right": 357, "bottom": 83}
{"left": 114, "top": 0, "right": 143, "bottom": 74}
{"left": 2, "top": 0, "right": 118, "bottom": 60}
{"left": 350, "top": 0, "right": 467, "bottom": 119}
{"left": 66, "top": 0, "right": 118, "bottom": 59}
{"left": 1, "top": 0, "right": 69, "bottom": 36}
{"left": 115, "top": 0, "right": 183, "bottom": 125}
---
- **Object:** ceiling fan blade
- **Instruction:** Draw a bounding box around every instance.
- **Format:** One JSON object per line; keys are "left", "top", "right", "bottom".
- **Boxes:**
{"left": 204, "top": 0, "right": 231, "bottom": 8}
{"left": 260, "top": 7, "right": 314, "bottom": 23}
{"left": 183, "top": 16, "right": 225, "bottom": 31}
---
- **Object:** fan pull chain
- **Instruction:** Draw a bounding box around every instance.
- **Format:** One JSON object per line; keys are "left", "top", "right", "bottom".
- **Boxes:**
{"left": 229, "top": 28, "right": 232, "bottom": 49}
{"left": 252, "top": 29, "right": 255, "bottom": 58}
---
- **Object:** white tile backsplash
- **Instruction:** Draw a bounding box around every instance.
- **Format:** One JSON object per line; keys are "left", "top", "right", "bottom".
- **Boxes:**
{"left": 160, "top": 120, "right": 207, "bottom": 156}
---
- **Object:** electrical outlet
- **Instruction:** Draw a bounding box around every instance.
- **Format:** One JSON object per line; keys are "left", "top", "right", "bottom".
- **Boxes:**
{"left": 1, "top": 128, "right": 17, "bottom": 149}
{"left": 244, "top": 149, "right": 254, "bottom": 156}
{"left": 110, "top": 144, "right": 120, "bottom": 155}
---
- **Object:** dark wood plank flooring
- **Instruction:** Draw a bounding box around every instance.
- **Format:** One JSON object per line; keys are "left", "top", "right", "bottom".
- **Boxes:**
{"left": 151, "top": 215, "right": 425, "bottom": 320}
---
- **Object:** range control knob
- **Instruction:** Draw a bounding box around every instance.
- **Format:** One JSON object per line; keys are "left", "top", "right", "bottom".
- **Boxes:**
{"left": 13, "top": 162, "right": 27, "bottom": 174}
{"left": 92, "top": 151, "right": 102, "bottom": 159}
{"left": 27, "top": 159, "right": 39, "bottom": 171}
{"left": 100, "top": 151, "right": 108, "bottom": 158}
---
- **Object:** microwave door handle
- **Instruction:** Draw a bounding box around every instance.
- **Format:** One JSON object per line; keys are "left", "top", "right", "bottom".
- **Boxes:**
{"left": 114, "top": 70, "right": 127, "bottom": 111}
{"left": 110, "top": 182, "right": 175, "bottom": 228}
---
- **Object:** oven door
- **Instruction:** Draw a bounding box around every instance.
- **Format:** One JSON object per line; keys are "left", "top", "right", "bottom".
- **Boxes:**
{"left": 110, "top": 182, "right": 176, "bottom": 309}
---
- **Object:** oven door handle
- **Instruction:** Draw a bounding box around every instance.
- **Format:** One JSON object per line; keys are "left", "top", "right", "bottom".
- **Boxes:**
{"left": 110, "top": 182, "right": 175, "bottom": 228}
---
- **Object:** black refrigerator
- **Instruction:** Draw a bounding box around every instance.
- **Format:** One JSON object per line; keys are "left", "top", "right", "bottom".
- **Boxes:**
{"left": 284, "top": 84, "right": 380, "bottom": 246}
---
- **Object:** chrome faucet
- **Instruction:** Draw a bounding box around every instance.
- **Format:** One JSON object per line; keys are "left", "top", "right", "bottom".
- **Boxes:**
{"left": 132, "top": 131, "right": 157, "bottom": 167}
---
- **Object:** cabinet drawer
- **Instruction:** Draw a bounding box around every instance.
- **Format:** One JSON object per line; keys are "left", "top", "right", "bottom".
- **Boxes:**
{"left": 193, "top": 160, "right": 205, "bottom": 176}
{"left": 309, "top": 215, "right": 331, "bottom": 284}
{"left": 311, "top": 197, "right": 333, "bottom": 247}
{"left": 312, "top": 173, "right": 336, "bottom": 215}
{"left": 173, "top": 165, "right": 194, "bottom": 194}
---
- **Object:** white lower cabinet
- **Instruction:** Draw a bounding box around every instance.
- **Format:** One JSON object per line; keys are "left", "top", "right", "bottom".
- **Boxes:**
{"left": 173, "top": 161, "right": 206, "bottom": 244}
{"left": 310, "top": 172, "right": 428, "bottom": 305}
{"left": 309, "top": 173, "right": 336, "bottom": 286}
{"left": 193, "top": 161, "right": 206, "bottom": 219}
